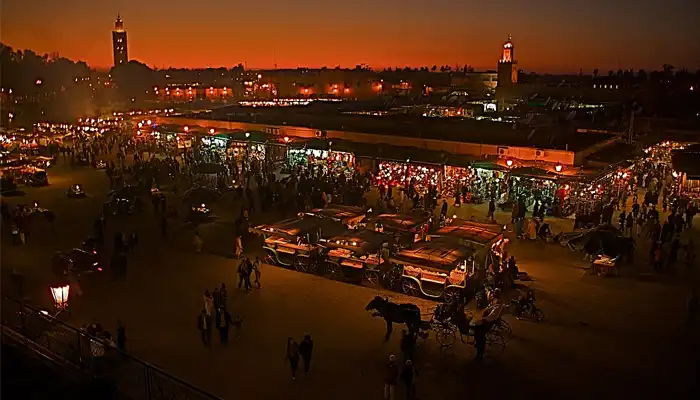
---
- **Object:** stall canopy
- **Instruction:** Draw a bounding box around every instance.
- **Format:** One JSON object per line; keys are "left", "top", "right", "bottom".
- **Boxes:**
{"left": 390, "top": 239, "right": 470, "bottom": 271}
{"left": 432, "top": 219, "right": 503, "bottom": 246}
{"left": 323, "top": 229, "right": 390, "bottom": 256}
{"left": 509, "top": 166, "right": 560, "bottom": 180}
{"left": 470, "top": 159, "right": 507, "bottom": 171}
{"left": 250, "top": 217, "right": 347, "bottom": 241}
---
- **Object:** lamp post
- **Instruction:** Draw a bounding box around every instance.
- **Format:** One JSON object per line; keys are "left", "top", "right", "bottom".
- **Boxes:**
{"left": 49, "top": 282, "right": 70, "bottom": 312}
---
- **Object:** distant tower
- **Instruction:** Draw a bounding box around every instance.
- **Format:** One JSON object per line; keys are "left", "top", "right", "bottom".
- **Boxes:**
{"left": 112, "top": 14, "right": 128, "bottom": 67}
{"left": 497, "top": 34, "right": 518, "bottom": 87}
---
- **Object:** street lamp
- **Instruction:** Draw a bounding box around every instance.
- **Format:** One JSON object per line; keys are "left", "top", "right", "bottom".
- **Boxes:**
{"left": 283, "top": 136, "right": 290, "bottom": 143}
{"left": 184, "top": 126, "right": 189, "bottom": 132}
{"left": 209, "top": 128, "right": 215, "bottom": 134}
{"left": 50, "top": 283, "right": 70, "bottom": 310}
{"left": 245, "top": 132, "right": 250, "bottom": 138}
{"left": 555, "top": 163, "right": 563, "bottom": 172}
{"left": 506, "top": 159, "right": 513, "bottom": 167}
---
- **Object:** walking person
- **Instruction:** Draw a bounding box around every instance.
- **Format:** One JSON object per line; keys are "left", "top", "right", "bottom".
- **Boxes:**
{"left": 197, "top": 310, "right": 212, "bottom": 348}
{"left": 299, "top": 334, "right": 314, "bottom": 376}
{"left": 625, "top": 213, "right": 634, "bottom": 237}
{"left": 400, "top": 359, "right": 418, "bottom": 400}
{"left": 285, "top": 337, "right": 300, "bottom": 380}
{"left": 487, "top": 198, "right": 496, "bottom": 222}
{"left": 384, "top": 354, "right": 398, "bottom": 400}
{"left": 215, "top": 306, "right": 232, "bottom": 345}
{"left": 253, "top": 256, "right": 262, "bottom": 288}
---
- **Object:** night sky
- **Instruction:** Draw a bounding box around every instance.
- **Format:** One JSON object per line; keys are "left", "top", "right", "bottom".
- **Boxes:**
{"left": 2, "top": 0, "right": 699, "bottom": 72}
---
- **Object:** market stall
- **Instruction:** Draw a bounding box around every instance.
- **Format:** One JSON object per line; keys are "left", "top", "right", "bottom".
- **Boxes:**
{"left": 287, "top": 139, "right": 356, "bottom": 177}
{"left": 506, "top": 167, "right": 561, "bottom": 212}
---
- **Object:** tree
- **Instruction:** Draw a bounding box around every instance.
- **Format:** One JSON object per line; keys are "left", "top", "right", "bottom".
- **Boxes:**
{"left": 593, "top": 68, "right": 599, "bottom": 78}
{"left": 431, "top": 65, "right": 437, "bottom": 72}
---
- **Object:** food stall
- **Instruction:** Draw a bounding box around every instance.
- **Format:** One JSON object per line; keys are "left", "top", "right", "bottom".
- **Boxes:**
{"left": 249, "top": 216, "right": 347, "bottom": 273}
{"left": 389, "top": 239, "right": 471, "bottom": 301}
{"left": 319, "top": 229, "right": 395, "bottom": 285}
{"left": 429, "top": 218, "right": 507, "bottom": 273}
{"left": 369, "top": 212, "right": 432, "bottom": 245}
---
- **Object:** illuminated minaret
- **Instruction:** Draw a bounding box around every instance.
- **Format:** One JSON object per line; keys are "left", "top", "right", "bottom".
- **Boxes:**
{"left": 497, "top": 34, "right": 518, "bottom": 87}
{"left": 112, "top": 14, "right": 128, "bottom": 67}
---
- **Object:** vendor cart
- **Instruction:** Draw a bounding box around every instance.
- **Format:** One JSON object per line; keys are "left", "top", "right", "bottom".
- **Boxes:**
{"left": 249, "top": 216, "right": 347, "bottom": 273}
{"left": 319, "top": 229, "right": 396, "bottom": 286}
{"left": 389, "top": 239, "right": 471, "bottom": 301}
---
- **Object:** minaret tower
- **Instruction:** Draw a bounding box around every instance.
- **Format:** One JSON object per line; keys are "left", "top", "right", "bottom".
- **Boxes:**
{"left": 112, "top": 14, "right": 129, "bottom": 67}
{"left": 497, "top": 34, "right": 518, "bottom": 87}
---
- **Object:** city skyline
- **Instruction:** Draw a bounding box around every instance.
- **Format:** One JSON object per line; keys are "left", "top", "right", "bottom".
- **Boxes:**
{"left": 2, "top": 0, "right": 700, "bottom": 73}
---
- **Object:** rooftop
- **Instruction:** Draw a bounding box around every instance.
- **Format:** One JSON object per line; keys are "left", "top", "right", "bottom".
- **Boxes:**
{"left": 184, "top": 104, "right": 616, "bottom": 152}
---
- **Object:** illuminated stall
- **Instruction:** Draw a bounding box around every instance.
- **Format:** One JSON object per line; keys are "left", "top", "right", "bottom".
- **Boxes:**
{"left": 506, "top": 167, "right": 561, "bottom": 211}
{"left": 287, "top": 139, "right": 356, "bottom": 177}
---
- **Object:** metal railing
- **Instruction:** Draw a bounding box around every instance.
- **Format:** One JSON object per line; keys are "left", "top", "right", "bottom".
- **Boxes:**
{"left": 1, "top": 296, "right": 222, "bottom": 400}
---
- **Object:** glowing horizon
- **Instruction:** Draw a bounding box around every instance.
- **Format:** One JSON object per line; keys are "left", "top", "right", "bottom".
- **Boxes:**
{"left": 2, "top": 0, "right": 699, "bottom": 74}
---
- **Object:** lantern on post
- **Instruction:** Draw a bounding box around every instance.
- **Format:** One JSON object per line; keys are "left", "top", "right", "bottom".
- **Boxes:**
{"left": 50, "top": 283, "right": 70, "bottom": 310}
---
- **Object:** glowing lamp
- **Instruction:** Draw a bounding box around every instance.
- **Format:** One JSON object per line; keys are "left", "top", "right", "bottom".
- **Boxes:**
{"left": 283, "top": 136, "right": 290, "bottom": 143}
{"left": 672, "top": 171, "right": 679, "bottom": 178}
{"left": 209, "top": 128, "right": 215, "bottom": 134}
{"left": 50, "top": 283, "right": 70, "bottom": 309}
{"left": 452, "top": 215, "right": 457, "bottom": 219}
{"left": 506, "top": 159, "right": 513, "bottom": 167}
{"left": 35, "top": 79, "right": 43, "bottom": 85}
{"left": 245, "top": 132, "right": 250, "bottom": 138}
{"left": 184, "top": 126, "right": 189, "bottom": 132}
{"left": 555, "top": 163, "right": 563, "bottom": 172}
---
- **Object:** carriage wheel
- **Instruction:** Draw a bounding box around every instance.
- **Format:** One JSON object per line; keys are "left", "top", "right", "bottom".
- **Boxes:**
{"left": 293, "top": 256, "right": 309, "bottom": 273}
{"left": 495, "top": 319, "right": 512, "bottom": 337}
{"left": 443, "top": 287, "right": 461, "bottom": 303}
{"left": 533, "top": 309, "right": 545, "bottom": 322}
{"left": 324, "top": 261, "right": 341, "bottom": 280}
{"left": 263, "top": 250, "right": 276, "bottom": 265}
{"left": 402, "top": 279, "right": 420, "bottom": 296}
{"left": 485, "top": 331, "right": 506, "bottom": 357}
{"left": 434, "top": 325, "right": 456, "bottom": 348}
{"left": 362, "top": 270, "right": 380, "bottom": 287}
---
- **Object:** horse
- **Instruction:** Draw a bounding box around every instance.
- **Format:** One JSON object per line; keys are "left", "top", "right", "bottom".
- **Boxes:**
{"left": 365, "top": 296, "right": 421, "bottom": 341}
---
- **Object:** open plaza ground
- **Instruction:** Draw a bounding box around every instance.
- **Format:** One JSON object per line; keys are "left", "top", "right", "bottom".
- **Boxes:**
{"left": 2, "top": 156, "right": 699, "bottom": 400}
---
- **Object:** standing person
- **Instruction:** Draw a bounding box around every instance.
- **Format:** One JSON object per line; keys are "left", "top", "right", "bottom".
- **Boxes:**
{"left": 299, "top": 334, "right": 314, "bottom": 376}
{"left": 384, "top": 354, "right": 398, "bottom": 400}
{"left": 116, "top": 320, "right": 126, "bottom": 352}
{"left": 625, "top": 213, "right": 634, "bottom": 237}
{"left": 197, "top": 310, "right": 212, "bottom": 348}
{"left": 252, "top": 256, "right": 262, "bottom": 289}
{"left": 400, "top": 360, "right": 418, "bottom": 400}
{"left": 285, "top": 337, "right": 300, "bottom": 380}
{"left": 244, "top": 257, "right": 254, "bottom": 291}
{"left": 234, "top": 234, "right": 243, "bottom": 259}
{"left": 487, "top": 198, "right": 496, "bottom": 222}
{"left": 203, "top": 290, "right": 214, "bottom": 317}
{"left": 215, "top": 306, "right": 232, "bottom": 345}
{"left": 238, "top": 258, "right": 249, "bottom": 290}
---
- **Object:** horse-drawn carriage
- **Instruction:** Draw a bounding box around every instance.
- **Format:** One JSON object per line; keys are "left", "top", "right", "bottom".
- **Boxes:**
{"left": 365, "top": 296, "right": 508, "bottom": 357}
{"left": 429, "top": 218, "right": 508, "bottom": 273}
{"left": 249, "top": 216, "right": 347, "bottom": 273}
{"left": 319, "top": 229, "right": 397, "bottom": 286}
{"left": 369, "top": 211, "right": 432, "bottom": 245}
{"left": 389, "top": 239, "right": 471, "bottom": 302}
